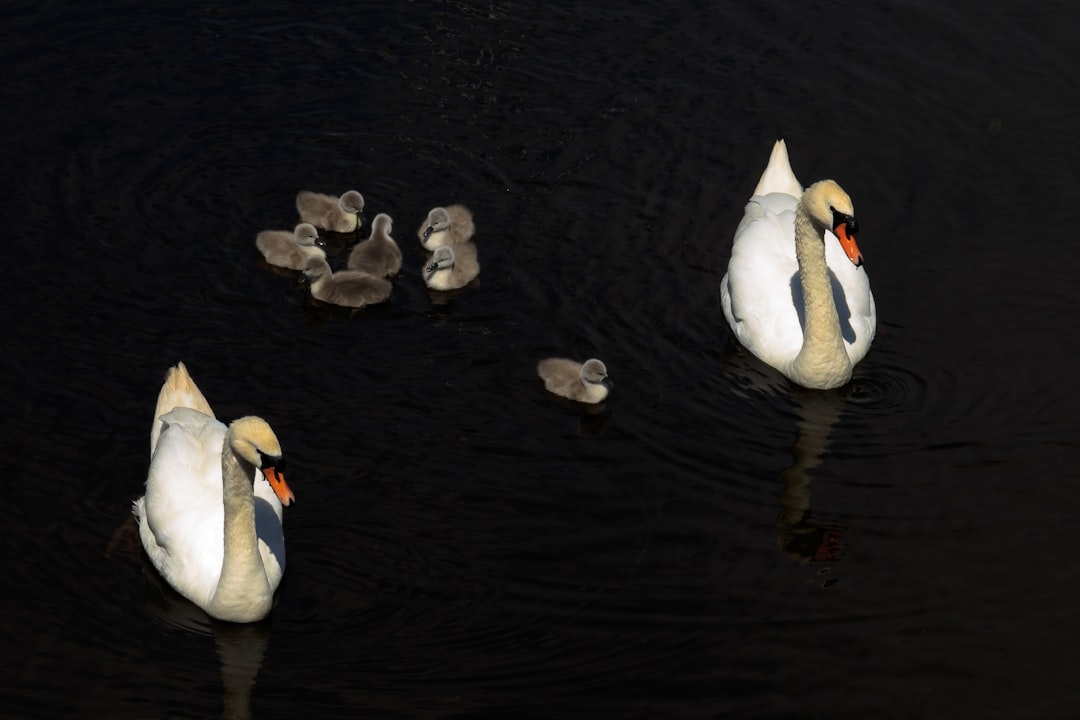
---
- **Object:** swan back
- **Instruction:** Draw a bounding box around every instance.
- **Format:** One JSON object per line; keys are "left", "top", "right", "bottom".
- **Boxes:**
{"left": 254, "top": 223, "right": 326, "bottom": 270}
{"left": 140, "top": 407, "right": 240, "bottom": 611}
{"left": 752, "top": 139, "right": 803, "bottom": 198}
{"left": 296, "top": 189, "right": 365, "bottom": 233}
{"left": 302, "top": 256, "right": 393, "bottom": 308}
{"left": 347, "top": 213, "right": 402, "bottom": 277}
{"left": 150, "top": 361, "right": 214, "bottom": 457}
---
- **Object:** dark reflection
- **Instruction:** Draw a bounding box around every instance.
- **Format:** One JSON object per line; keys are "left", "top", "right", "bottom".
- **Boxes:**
{"left": 539, "top": 383, "right": 611, "bottom": 436}
{"left": 719, "top": 337, "right": 847, "bottom": 568}
{"left": 577, "top": 409, "right": 611, "bottom": 437}
{"left": 109, "top": 516, "right": 270, "bottom": 720}
{"left": 777, "top": 388, "right": 847, "bottom": 567}
{"left": 255, "top": 258, "right": 305, "bottom": 281}
{"left": 426, "top": 281, "right": 479, "bottom": 306}
{"left": 142, "top": 558, "right": 271, "bottom": 720}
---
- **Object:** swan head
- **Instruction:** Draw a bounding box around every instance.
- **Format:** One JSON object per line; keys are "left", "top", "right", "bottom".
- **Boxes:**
{"left": 293, "top": 223, "right": 325, "bottom": 249}
{"left": 581, "top": 359, "right": 609, "bottom": 386}
{"left": 421, "top": 207, "right": 451, "bottom": 240}
{"left": 302, "top": 256, "right": 333, "bottom": 282}
{"left": 802, "top": 179, "right": 863, "bottom": 267}
{"left": 228, "top": 416, "right": 294, "bottom": 506}
{"left": 425, "top": 245, "right": 454, "bottom": 281}
{"left": 339, "top": 190, "right": 365, "bottom": 214}
{"left": 372, "top": 213, "right": 393, "bottom": 236}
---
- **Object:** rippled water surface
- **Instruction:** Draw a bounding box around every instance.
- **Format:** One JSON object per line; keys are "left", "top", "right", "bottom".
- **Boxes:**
{"left": 5, "top": 1, "right": 1080, "bottom": 717}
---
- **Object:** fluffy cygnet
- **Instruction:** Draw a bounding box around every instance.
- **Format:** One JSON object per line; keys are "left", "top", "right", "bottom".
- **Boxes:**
{"left": 537, "top": 358, "right": 610, "bottom": 404}
{"left": 296, "top": 189, "right": 365, "bottom": 233}
{"left": 423, "top": 243, "right": 480, "bottom": 291}
{"left": 301, "top": 257, "right": 392, "bottom": 309}
{"left": 255, "top": 223, "right": 325, "bottom": 270}
{"left": 347, "top": 213, "right": 402, "bottom": 278}
{"left": 417, "top": 205, "right": 475, "bottom": 251}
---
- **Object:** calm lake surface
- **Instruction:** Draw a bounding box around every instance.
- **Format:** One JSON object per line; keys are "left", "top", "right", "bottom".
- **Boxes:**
{"left": 4, "top": 1, "right": 1080, "bottom": 717}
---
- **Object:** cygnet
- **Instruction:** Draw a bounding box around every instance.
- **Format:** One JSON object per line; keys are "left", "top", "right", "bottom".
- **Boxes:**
{"left": 255, "top": 223, "right": 325, "bottom": 270}
{"left": 417, "top": 205, "right": 475, "bottom": 250}
{"left": 347, "top": 213, "right": 402, "bottom": 277}
{"left": 301, "top": 257, "right": 392, "bottom": 309}
{"left": 296, "top": 189, "right": 365, "bottom": 233}
{"left": 423, "top": 243, "right": 480, "bottom": 291}
{"left": 537, "top": 358, "right": 610, "bottom": 404}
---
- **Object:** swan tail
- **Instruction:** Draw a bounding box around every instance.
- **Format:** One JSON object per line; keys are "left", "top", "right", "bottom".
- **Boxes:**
{"left": 150, "top": 362, "right": 214, "bottom": 456}
{"left": 751, "top": 139, "right": 803, "bottom": 198}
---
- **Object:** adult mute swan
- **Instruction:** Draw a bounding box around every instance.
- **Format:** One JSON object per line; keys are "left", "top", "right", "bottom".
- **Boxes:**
{"left": 720, "top": 140, "right": 876, "bottom": 389}
{"left": 133, "top": 362, "right": 295, "bottom": 623}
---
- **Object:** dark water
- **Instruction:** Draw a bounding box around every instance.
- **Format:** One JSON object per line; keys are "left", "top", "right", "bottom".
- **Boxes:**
{"left": 4, "top": 0, "right": 1080, "bottom": 717}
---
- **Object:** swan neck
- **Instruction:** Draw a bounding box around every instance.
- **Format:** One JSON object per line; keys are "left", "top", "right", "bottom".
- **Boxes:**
{"left": 308, "top": 273, "right": 328, "bottom": 293}
{"left": 791, "top": 207, "right": 851, "bottom": 388}
{"left": 211, "top": 431, "right": 272, "bottom": 620}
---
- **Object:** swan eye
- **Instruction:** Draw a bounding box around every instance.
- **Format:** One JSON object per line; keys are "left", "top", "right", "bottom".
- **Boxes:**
{"left": 261, "top": 456, "right": 285, "bottom": 472}
{"left": 831, "top": 208, "right": 858, "bottom": 235}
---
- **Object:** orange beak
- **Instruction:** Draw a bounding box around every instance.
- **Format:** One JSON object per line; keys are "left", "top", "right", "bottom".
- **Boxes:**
{"left": 835, "top": 221, "right": 864, "bottom": 267}
{"left": 263, "top": 466, "right": 295, "bottom": 507}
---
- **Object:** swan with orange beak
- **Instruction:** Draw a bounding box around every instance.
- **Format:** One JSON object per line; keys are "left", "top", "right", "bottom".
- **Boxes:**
{"left": 721, "top": 140, "right": 876, "bottom": 389}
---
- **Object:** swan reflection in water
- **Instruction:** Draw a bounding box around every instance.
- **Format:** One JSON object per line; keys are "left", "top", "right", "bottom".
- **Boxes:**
{"left": 142, "top": 554, "right": 270, "bottom": 720}
{"left": 722, "top": 339, "right": 847, "bottom": 572}
{"left": 777, "top": 388, "right": 847, "bottom": 569}
{"left": 108, "top": 518, "right": 269, "bottom": 720}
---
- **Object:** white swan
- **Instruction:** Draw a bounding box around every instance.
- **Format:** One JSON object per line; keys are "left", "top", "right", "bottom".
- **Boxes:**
{"left": 347, "top": 213, "right": 402, "bottom": 277}
{"left": 296, "top": 189, "right": 365, "bottom": 233}
{"left": 254, "top": 223, "right": 325, "bottom": 270}
{"left": 417, "top": 205, "right": 475, "bottom": 251}
{"left": 720, "top": 140, "right": 876, "bottom": 389}
{"left": 423, "top": 243, "right": 480, "bottom": 290}
{"left": 537, "top": 357, "right": 610, "bottom": 404}
{"left": 133, "top": 363, "right": 295, "bottom": 623}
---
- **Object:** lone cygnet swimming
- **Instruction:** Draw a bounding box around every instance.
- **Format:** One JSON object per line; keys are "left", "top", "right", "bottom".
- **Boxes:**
{"left": 423, "top": 243, "right": 480, "bottom": 291}
{"left": 537, "top": 358, "right": 610, "bottom": 404}
{"left": 255, "top": 223, "right": 325, "bottom": 270}
{"left": 296, "top": 189, "right": 365, "bottom": 233}
{"left": 417, "top": 205, "right": 475, "bottom": 250}
{"left": 347, "top": 213, "right": 402, "bottom": 277}
{"left": 302, "top": 257, "right": 392, "bottom": 309}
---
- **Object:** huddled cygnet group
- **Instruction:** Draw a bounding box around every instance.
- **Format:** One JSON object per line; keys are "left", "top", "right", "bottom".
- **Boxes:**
{"left": 255, "top": 191, "right": 483, "bottom": 310}
{"left": 254, "top": 189, "right": 609, "bottom": 404}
